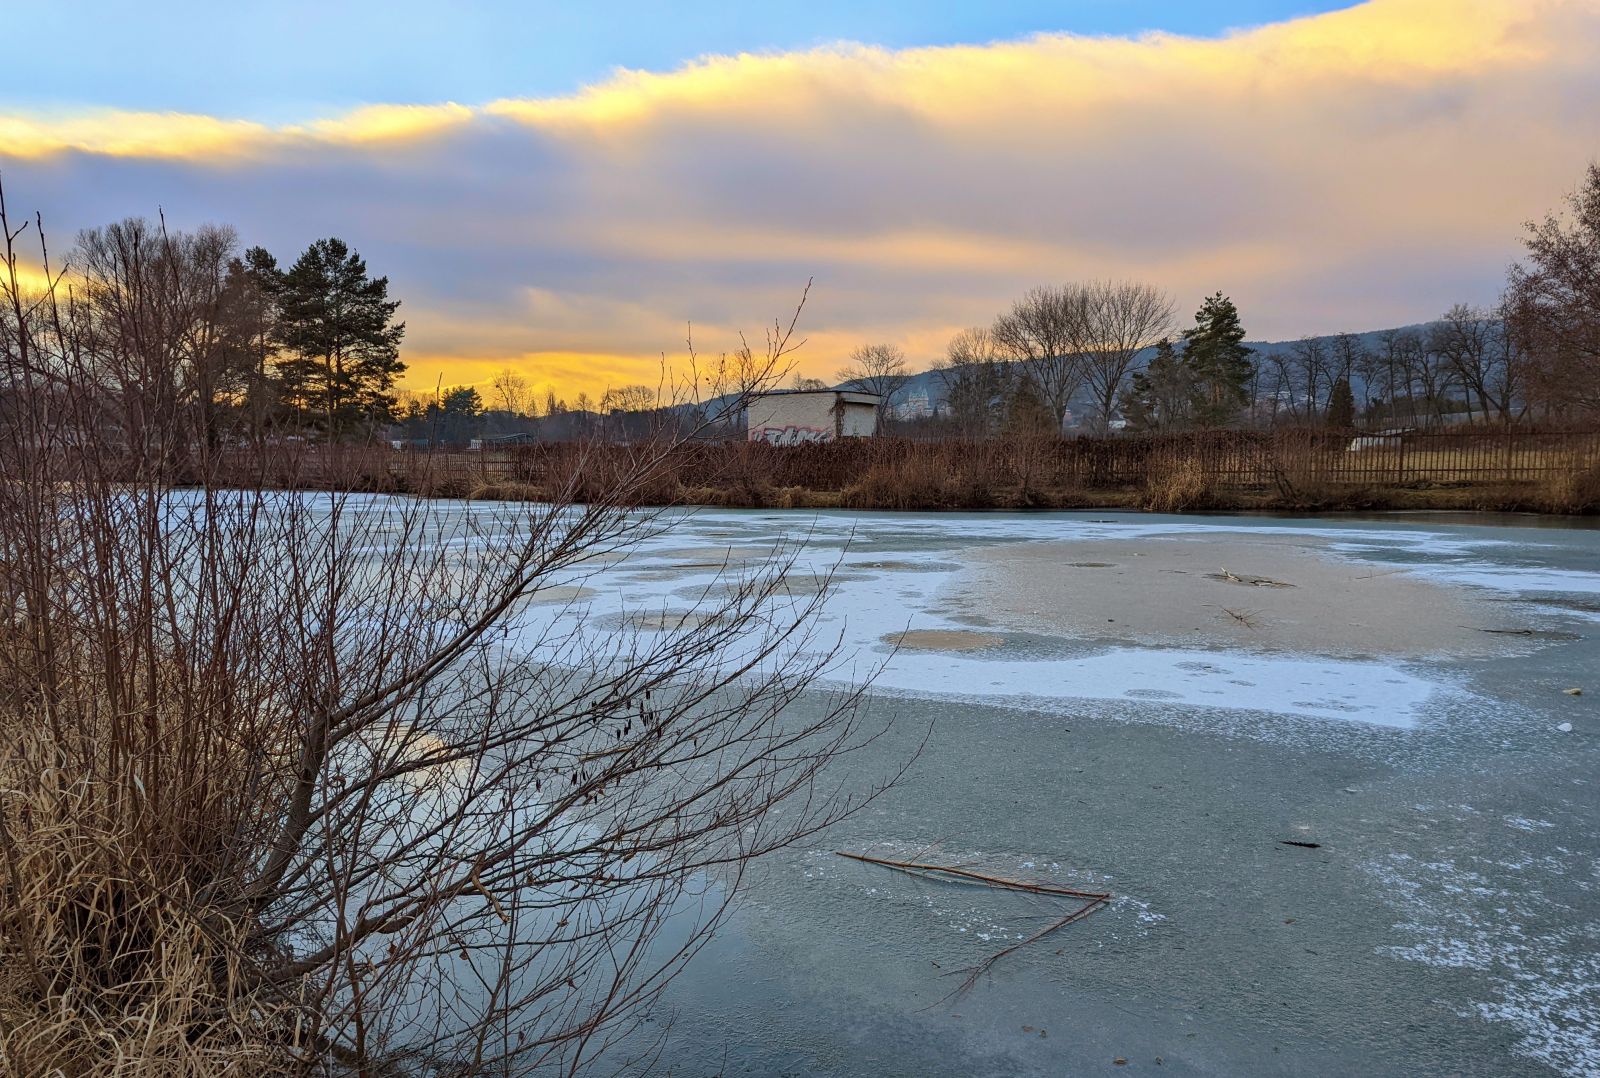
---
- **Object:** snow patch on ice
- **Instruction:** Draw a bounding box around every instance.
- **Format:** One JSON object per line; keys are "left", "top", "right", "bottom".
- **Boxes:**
{"left": 1364, "top": 850, "right": 1600, "bottom": 1077}
{"left": 496, "top": 508, "right": 1518, "bottom": 732}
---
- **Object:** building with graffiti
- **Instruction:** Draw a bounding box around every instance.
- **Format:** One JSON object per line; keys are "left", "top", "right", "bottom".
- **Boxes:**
{"left": 745, "top": 389, "right": 882, "bottom": 444}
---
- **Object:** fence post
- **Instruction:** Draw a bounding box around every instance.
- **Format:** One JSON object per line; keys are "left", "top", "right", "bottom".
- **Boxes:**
{"left": 1396, "top": 433, "right": 1406, "bottom": 486}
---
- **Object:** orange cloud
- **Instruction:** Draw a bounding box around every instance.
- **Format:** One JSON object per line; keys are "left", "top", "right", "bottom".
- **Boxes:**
{"left": 3, "top": 0, "right": 1596, "bottom": 403}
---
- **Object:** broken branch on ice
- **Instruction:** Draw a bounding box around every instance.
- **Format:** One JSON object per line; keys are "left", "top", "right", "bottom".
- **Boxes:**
{"left": 833, "top": 850, "right": 1112, "bottom": 994}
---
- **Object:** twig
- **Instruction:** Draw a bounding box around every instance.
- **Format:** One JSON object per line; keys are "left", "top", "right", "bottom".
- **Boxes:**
{"left": 833, "top": 851, "right": 1110, "bottom": 900}
{"left": 955, "top": 896, "right": 1109, "bottom": 994}
{"left": 1210, "top": 605, "right": 1262, "bottom": 630}
{"left": 834, "top": 850, "right": 1112, "bottom": 998}
{"left": 1217, "top": 567, "right": 1295, "bottom": 588}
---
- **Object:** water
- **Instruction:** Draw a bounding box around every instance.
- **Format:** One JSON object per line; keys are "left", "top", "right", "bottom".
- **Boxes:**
{"left": 502, "top": 507, "right": 1600, "bottom": 1077}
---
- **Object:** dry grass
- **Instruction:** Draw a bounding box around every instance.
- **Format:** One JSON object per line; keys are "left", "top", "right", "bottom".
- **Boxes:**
{"left": 841, "top": 456, "right": 995, "bottom": 511}
{"left": 1538, "top": 460, "right": 1600, "bottom": 513}
{"left": 1140, "top": 457, "right": 1214, "bottom": 512}
{"left": 215, "top": 433, "right": 1600, "bottom": 516}
{"left": 0, "top": 647, "right": 305, "bottom": 1076}
{"left": 465, "top": 479, "right": 545, "bottom": 501}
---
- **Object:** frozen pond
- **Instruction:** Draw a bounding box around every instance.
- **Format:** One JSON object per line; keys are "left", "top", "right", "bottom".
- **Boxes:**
{"left": 542, "top": 508, "right": 1600, "bottom": 1077}
{"left": 417, "top": 503, "right": 1600, "bottom": 1075}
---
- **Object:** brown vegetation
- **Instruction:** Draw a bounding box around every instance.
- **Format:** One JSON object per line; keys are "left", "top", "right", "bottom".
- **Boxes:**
{"left": 1140, "top": 456, "right": 1214, "bottom": 512}
{"left": 0, "top": 194, "right": 888, "bottom": 1074}
{"left": 333, "top": 428, "right": 1600, "bottom": 516}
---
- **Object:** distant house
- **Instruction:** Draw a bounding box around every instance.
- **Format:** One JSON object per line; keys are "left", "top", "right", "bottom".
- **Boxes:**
{"left": 745, "top": 389, "right": 881, "bottom": 445}
{"left": 1348, "top": 428, "right": 1411, "bottom": 451}
{"left": 890, "top": 388, "right": 934, "bottom": 420}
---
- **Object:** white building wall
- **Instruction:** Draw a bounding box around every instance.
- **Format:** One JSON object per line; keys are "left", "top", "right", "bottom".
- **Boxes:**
{"left": 746, "top": 392, "right": 881, "bottom": 444}
{"left": 837, "top": 402, "right": 876, "bottom": 438}
{"left": 746, "top": 394, "right": 837, "bottom": 444}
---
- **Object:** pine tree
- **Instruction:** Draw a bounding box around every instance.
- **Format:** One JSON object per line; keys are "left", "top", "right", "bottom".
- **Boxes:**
{"left": 218, "top": 247, "right": 282, "bottom": 437}
{"left": 1181, "top": 293, "right": 1254, "bottom": 427}
{"left": 1121, "top": 338, "right": 1201, "bottom": 432}
{"left": 437, "top": 386, "right": 485, "bottom": 447}
{"left": 1002, "top": 375, "right": 1056, "bottom": 436}
{"left": 271, "top": 238, "right": 406, "bottom": 440}
{"left": 1326, "top": 376, "right": 1356, "bottom": 430}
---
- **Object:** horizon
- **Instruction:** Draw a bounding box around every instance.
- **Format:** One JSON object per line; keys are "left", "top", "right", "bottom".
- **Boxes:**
{"left": 2, "top": 0, "right": 1596, "bottom": 401}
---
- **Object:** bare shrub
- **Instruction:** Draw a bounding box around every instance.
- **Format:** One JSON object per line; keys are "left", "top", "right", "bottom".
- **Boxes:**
{"left": 0, "top": 193, "right": 887, "bottom": 1074}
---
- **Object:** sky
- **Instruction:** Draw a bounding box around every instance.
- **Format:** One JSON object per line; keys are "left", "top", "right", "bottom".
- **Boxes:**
{"left": 1, "top": 0, "right": 1596, "bottom": 401}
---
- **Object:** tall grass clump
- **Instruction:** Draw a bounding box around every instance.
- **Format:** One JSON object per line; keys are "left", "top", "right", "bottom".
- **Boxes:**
{"left": 1140, "top": 456, "right": 1214, "bottom": 512}
{"left": 841, "top": 453, "right": 992, "bottom": 510}
{"left": 1539, "top": 458, "right": 1600, "bottom": 513}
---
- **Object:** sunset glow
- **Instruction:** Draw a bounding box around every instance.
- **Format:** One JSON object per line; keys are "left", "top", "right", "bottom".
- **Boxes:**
{"left": 2, "top": 0, "right": 1596, "bottom": 402}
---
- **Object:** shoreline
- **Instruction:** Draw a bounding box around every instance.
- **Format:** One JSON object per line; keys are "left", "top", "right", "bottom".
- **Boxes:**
{"left": 182, "top": 476, "right": 1600, "bottom": 520}
{"left": 457, "top": 482, "right": 1600, "bottom": 518}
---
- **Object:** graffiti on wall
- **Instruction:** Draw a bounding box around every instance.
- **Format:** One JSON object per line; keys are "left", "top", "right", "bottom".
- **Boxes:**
{"left": 750, "top": 425, "right": 833, "bottom": 446}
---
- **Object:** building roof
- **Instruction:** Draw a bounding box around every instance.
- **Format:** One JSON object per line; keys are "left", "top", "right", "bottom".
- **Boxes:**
{"left": 750, "top": 389, "right": 882, "bottom": 406}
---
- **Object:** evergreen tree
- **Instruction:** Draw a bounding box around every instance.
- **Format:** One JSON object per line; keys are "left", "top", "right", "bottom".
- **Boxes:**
{"left": 272, "top": 238, "right": 406, "bottom": 440}
{"left": 1326, "top": 376, "right": 1356, "bottom": 430}
{"left": 436, "top": 386, "right": 485, "bottom": 447}
{"left": 1002, "top": 375, "right": 1055, "bottom": 436}
{"left": 1181, "top": 293, "right": 1254, "bottom": 427}
{"left": 217, "top": 247, "right": 282, "bottom": 437}
{"left": 1120, "top": 337, "right": 1201, "bottom": 432}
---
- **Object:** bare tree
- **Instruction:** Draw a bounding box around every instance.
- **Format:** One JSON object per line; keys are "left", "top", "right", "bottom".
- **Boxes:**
{"left": 1408, "top": 329, "right": 1463, "bottom": 426}
{"left": 599, "top": 384, "right": 657, "bottom": 413}
{"left": 1429, "top": 303, "right": 1524, "bottom": 424}
{"left": 0, "top": 195, "right": 887, "bottom": 1075}
{"left": 1506, "top": 162, "right": 1600, "bottom": 419}
{"left": 1368, "top": 329, "right": 1420, "bottom": 427}
{"left": 1078, "top": 281, "right": 1174, "bottom": 434}
{"left": 991, "top": 285, "right": 1087, "bottom": 432}
{"left": 688, "top": 283, "right": 815, "bottom": 435}
{"left": 490, "top": 367, "right": 536, "bottom": 416}
{"left": 933, "top": 326, "right": 1009, "bottom": 437}
{"left": 74, "top": 217, "right": 247, "bottom": 464}
{"left": 1266, "top": 337, "right": 1331, "bottom": 425}
{"left": 836, "top": 343, "right": 908, "bottom": 420}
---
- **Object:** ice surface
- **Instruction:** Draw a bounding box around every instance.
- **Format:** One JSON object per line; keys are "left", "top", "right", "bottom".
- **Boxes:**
{"left": 501, "top": 509, "right": 1502, "bottom": 730}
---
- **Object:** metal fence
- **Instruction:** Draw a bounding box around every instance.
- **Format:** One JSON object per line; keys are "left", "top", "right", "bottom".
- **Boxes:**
{"left": 377, "top": 428, "right": 1600, "bottom": 496}
{"left": 1124, "top": 429, "right": 1600, "bottom": 489}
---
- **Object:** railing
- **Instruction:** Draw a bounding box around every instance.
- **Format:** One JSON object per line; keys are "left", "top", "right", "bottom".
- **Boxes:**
{"left": 210, "top": 428, "right": 1600, "bottom": 496}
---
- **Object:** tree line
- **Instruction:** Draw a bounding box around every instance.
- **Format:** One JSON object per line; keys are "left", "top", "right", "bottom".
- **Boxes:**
{"left": 389, "top": 377, "right": 666, "bottom": 447}
{"left": 20, "top": 160, "right": 1598, "bottom": 455}
{"left": 6, "top": 214, "right": 407, "bottom": 457}
{"left": 851, "top": 162, "right": 1600, "bottom": 437}
{"left": 925, "top": 286, "right": 1246, "bottom": 437}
